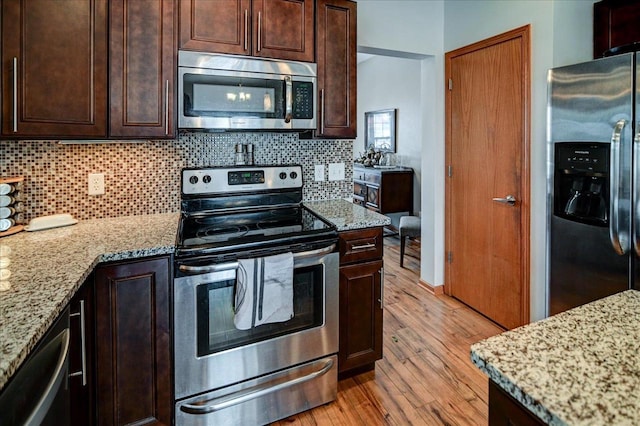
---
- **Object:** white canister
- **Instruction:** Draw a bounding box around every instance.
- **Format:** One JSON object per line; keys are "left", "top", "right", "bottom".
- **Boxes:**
{"left": 0, "top": 218, "right": 15, "bottom": 232}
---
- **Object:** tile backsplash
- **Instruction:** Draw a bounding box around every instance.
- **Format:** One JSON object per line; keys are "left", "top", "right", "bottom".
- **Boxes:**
{"left": 1, "top": 132, "right": 354, "bottom": 221}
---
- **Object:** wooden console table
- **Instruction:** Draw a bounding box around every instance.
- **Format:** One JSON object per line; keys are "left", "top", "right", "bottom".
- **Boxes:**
{"left": 352, "top": 165, "right": 413, "bottom": 233}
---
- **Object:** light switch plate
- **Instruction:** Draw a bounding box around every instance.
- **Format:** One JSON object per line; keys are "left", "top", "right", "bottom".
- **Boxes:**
{"left": 314, "top": 164, "right": 325, "bottom": 182}
{"left": 328, "top": 163, "right": 345, "bottom": 181}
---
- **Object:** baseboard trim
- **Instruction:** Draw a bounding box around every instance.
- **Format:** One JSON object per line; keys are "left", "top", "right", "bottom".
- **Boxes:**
{"left": 418, "top": 279, "right": 444, "bottom": 295}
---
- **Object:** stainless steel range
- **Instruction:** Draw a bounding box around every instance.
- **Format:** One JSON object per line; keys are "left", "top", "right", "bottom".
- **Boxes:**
{"left": 173, "top": 165, "right": 339, "bottom": 426}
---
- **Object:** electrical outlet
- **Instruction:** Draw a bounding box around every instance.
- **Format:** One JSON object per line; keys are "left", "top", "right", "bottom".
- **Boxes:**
{"left": 314, "top": 164, "right": 325, "bottom": 182}
{"left": 328, "top": 163, "right": 345, "bottom": 181}
{"left": 88, "top": 173, "right": 105, "bottom": 196}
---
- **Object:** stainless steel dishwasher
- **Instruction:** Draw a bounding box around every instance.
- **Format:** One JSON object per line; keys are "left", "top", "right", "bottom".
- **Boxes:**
{"left": 0, "top": 307, "right": 70, "bottom": 425}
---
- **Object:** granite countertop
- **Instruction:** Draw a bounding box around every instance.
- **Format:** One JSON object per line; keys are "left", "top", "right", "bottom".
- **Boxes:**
{"left": 0, "top": 201, "right": 387, "bottom": 391}
{"left": 0, "top": 213, "right": 179, "bottom": 391}
{"left": 304, "top": 199, "right": 391, "bottom": 231}
{"left": 471, "top": 290, "right": 640, "bottom": 425}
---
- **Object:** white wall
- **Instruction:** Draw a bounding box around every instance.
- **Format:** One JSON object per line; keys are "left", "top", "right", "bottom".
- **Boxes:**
{"left": 443, "top": 0, "right": 596, "bottom": 321}
{"left": 356, "top": 56, "right": 423, "bottom": 218}
{"left": 357, "top": 0, "right": 445, "bottom": 288}
{"left": 358, "top": 0, "right": 596, "bottom": 321}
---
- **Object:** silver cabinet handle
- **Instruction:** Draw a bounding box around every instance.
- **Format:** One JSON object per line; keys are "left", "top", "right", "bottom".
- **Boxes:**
{"left": 492, "top": 195, "right": 516, "bottom": 205}
{"left": 180, "top": 358, "right": 334, "bottom": 414}
{"left": 12, "top": 57, "right": 18, "bottom": 132}
{"left": 244, "top": 9, "right": 249, "bottom": 51}
{"left": 634, "top": 128, "right": 640, "bottom": 257}
{"left": 284, "top": 75, "right": 292, "bottom": 123}
{"left": 379, "top": 266, "right": 384, "bottom": 309}
{"left": 257, "top": 11, "right": 262, "bottom": 52}
{"left": 164, "top": 79, "right": 169, "bottom": 135}
{"left": 320, "top": 89, "right": 325, "bottom": 134}
{"left": 610, "top": 119, "right": 628, "bottom": 255}
{"left": 178, "top": 244, "right": 336, "bottom": 274}
{"left": 351, "top": 242, "right": 375, "bottom": 250}
{"left": 69, "top": 300, "right": 87, "bottom": 386}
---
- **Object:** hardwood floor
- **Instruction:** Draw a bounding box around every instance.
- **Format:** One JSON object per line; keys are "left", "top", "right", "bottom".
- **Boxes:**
{"left": 273, "top": 236, "right": 505, "bottom": 425}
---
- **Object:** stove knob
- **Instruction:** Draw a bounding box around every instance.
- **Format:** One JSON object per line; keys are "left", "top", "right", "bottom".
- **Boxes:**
{"left": 279, "top": 172, "right": 287, "bottom": 180}
{"left": 289, "top": 171, "right": 298, "bottom": 180}
{"left": 189, "top": 175, "right": 198, "bottom": 184}
{"left": 203, "top": 175, "right": 211, "bottom": 184}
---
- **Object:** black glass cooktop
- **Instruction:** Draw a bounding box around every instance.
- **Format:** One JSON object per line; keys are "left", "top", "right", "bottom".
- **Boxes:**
{"left": 175, "top": 205, "right": 337, "bottom": 259}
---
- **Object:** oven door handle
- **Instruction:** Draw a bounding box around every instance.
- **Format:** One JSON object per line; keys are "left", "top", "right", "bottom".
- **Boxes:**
{"left": 180, "top": 358, "right": 334, "bottom": 415}
{"left": 177, "top": 243, "right": 336, "bottom": 274}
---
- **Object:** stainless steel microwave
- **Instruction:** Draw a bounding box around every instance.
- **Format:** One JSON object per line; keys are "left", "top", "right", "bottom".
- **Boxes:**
{"left": 178, "top": 51, "right": 317, "bottom": 131}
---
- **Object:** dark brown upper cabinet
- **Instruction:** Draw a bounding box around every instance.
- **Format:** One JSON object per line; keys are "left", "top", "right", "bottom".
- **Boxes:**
{"left": 315, "top": 0, "right": 357, "bottom": 139}
{"left": 110, "top": 0, "right": 177, "bottom": 138}
{"left": 1, "top": 0, "right": 176, "bottom": 139}
{"left": 179, "top": 0, "right": 314, "bottom": 62}
{"left": 594, "top": 0, "right": 640, "bottom": 58}
{"left": 1, "top": 0, "right": 108, "bottom": 137}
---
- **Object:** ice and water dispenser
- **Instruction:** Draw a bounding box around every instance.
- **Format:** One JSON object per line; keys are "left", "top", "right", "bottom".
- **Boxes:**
{"left": 554, "top": 142, "right": 609, "bottom": 226}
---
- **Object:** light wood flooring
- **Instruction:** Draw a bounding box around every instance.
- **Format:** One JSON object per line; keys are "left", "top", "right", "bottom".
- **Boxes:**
{"left": 273, "top": 236, "right": 505, "bottom": 425}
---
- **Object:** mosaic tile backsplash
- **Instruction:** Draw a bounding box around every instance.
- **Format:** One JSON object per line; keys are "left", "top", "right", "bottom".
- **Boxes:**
{"left": 0, "top": 132, "right": 354, "bottom": 221}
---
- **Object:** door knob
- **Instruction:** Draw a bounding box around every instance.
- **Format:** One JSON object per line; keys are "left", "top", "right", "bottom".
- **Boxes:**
{"left": 492, "top": 195, "right": 516, "bottom": 206}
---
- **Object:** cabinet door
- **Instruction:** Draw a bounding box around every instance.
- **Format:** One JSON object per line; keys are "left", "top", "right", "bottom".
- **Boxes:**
{"left": 95, "top": 257, "right": 171, "bottom": 426}
{"left": 366, "top": 185, "right": 380, "bottom": 211}
{"left": 594, "top": 0, "right": 640, "bottom": 58}
{"left": 316, "top": 0, "right": 356, "bottom": 138}
{"left": 1, "top": 0, "right": 107, "bottom": 137}
{"left": 110, "top": 0, "right": 176, "bottom": 138}
{"left": 179, "top": 0, "right": 251, "bottom": 55}
{"left": 488, "top": 380, "right": 546, "bottom": 426}
{"left": 69, "top": 279, "right": 95, "bottom": 426}
{"left": 252, "top": 0, "right": 314, "bottom": 62}
{"left": 338, "top": 260, "right": 383, "bottom": 374}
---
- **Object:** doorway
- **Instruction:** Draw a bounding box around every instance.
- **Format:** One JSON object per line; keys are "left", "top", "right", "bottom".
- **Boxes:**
{"left": 444, "top": 26, "right": 531, "bottom": 329}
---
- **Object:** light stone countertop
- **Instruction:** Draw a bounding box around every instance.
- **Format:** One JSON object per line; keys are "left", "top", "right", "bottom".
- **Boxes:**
{"left": 0, "top": 201, "right": 387, "bottom": 391}
{"left": 304, "top": 199, "right": 391, "bottom": 231}
{"left": 0, "top": 213, "right": 179, "bottom": 391}
{"left": 471, "top": 290, "right": 640, "bottom": 425}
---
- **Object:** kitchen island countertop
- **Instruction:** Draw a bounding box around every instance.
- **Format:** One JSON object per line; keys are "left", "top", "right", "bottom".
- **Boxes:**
{"left": 471, "top": 290, "right": 640, "bottom": 425}
{"left": 304, "top": 198, "right": 391, "bottom": 231}
{"left": 0, "top": 213, "right": 179, "bottom": 391}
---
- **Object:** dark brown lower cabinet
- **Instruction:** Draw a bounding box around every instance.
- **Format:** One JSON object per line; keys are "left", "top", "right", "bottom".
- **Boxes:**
{"left": 488, "top": 380, "right": 545, "bottom": 426}
{"left": 338, "top": 227, "right": 384, "bottom": 377}
{"left": 94, "top": 256, "right": 172, "bottom": 426}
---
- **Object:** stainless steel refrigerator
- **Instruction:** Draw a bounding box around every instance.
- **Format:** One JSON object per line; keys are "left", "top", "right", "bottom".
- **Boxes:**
{"left": 547, "top": 52, "right": 640, "bottom": 316}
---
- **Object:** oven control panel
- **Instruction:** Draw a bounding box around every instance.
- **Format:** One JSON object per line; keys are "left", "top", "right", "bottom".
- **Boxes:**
{"left": 182, "top": 165, "right": 303, "bottom": 195}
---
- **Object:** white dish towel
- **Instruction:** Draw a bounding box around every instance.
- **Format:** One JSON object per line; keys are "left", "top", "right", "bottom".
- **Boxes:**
{"left": 234, "top": 252, "right": 294, "bottom": 330}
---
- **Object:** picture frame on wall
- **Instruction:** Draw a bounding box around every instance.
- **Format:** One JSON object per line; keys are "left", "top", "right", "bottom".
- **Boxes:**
{"left": 365, "top": 108, "right": 397, "bottom": 153}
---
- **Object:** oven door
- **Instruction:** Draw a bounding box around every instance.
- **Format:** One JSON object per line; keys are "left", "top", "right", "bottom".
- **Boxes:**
{"left": 174, "top": 244, "right": 338, "bottom": 401}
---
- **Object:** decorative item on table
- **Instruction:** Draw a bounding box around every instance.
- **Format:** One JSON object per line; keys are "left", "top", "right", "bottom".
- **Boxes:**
{"left": 354, "top": 147, "right": 392, "bottom": 168}
{"left": 0, "top": 176, "right": 25, "bottom": 237}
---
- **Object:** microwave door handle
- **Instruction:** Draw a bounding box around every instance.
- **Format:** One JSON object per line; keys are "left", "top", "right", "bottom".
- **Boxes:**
{"left": 284, "top": 76, "right": 293, "bottom": 123}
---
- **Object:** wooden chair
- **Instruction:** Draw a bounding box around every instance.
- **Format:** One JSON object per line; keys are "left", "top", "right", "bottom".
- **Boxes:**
{"left": 399, "top": 216, "right": 420, "bottom": 267}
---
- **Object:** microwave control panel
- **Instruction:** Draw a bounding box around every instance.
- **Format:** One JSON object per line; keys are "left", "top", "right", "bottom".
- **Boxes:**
{"left": 292, "top": 82, "right": 314, "bottom": 119}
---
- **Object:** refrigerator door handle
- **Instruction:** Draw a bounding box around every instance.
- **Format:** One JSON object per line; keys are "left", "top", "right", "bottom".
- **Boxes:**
{"left": 610, "top": 119, "right": 629, "bottom": 255}
{"left": 634, "top": 128, "right": 640, "bottom": 257}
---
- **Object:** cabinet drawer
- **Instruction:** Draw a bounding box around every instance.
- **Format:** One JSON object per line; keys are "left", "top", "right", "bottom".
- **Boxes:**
{"left": 354, "top": 169, "right": 366, "bottom": 181}
{"left": 353, "top": 182, "right": 366, "bottom": 198}
{"left": 339, "top": 227, "right": 383, "bottom": 265}
{"left": 364, "top": 172, "right": 381, "bottom": 185}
